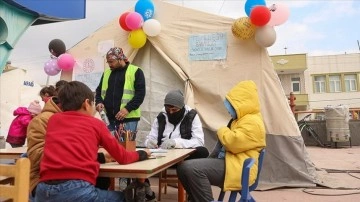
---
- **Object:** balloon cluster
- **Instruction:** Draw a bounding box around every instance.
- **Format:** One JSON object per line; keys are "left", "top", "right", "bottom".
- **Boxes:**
{"left": 119, "top": 0, "right": 161, "bottom": 49}
{"left": 44, "top": 39, "right": 76, "bottom": 76}
{"left": 232, "top": 0, "right": 289, "bottom": 47}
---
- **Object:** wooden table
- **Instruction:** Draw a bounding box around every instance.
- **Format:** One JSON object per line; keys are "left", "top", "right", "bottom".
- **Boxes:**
{"left": 0, "top": 147, "right": 194, "bottom": 202}
{"left": 0, "top": 147, "right": 26, "bottom": 159}
{"left": 99, "top": 149, "right": 194, "bottom": 202}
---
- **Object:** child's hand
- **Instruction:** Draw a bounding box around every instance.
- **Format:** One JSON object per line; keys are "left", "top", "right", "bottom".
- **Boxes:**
{"left": 104, "top": 152, "right": 115, "bottom": 163}
{"left": 143, "top": 149, "right": 151, "bottom": 157}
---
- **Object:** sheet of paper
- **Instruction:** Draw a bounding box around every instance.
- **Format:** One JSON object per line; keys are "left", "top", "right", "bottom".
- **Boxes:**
{"left": 149, "top": 149, "right": 168, "bottom": 153}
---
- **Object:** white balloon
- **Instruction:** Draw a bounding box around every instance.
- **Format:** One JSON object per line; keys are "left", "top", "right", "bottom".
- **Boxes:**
{"left": 255, "top": 25, "right": 276, "bottom": 47}
{"left": 142, "top": 19, "right": 161, "bottom": 37}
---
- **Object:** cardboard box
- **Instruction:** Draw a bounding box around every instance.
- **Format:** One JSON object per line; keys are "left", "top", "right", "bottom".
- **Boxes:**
{"left": 120, "top": 141, "right": 136, "bottom": 151}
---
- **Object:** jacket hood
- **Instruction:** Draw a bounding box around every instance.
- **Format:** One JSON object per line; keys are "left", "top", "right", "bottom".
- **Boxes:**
{"left": 13, "top": 107, "right": 31, "bottom": 116}
{"left": 225, "top": 80, "right": 260, "bottom": 119}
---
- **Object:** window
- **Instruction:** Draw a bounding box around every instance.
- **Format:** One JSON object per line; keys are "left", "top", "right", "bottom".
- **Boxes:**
{"left": 314, "top": 76, "right": 326, "bottom": 93}
{"left": 329, "top": 75, "right": 341, "bottom": 92}
{"left": 291, "top": 77, "right": 300, "bottom": 93}
{"left": 345, "top": 74, "right": 357, "bottom": 92}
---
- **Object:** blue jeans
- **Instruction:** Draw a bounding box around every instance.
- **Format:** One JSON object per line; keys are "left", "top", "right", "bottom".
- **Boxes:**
{"left": 35, "top": 180, "right": 125, "bottom": 202}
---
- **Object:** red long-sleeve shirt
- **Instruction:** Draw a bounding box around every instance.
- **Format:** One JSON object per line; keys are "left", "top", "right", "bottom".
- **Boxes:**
{"left": 40, "top": 111, "right": 140, "bottom": 185}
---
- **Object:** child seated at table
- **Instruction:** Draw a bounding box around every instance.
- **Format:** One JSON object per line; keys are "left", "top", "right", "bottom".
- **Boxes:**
{"left": 34, "top": 81, "right": 150, "bottom": 202}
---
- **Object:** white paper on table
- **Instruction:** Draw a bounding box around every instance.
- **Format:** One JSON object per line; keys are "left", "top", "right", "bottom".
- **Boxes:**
{"left": 149, "top": 149, "right": 168, "bottom": 153}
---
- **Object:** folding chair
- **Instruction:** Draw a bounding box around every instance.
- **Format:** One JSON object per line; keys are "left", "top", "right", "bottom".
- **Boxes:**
{"left": 218, "top": 148, "right": 265, "bottom": 202}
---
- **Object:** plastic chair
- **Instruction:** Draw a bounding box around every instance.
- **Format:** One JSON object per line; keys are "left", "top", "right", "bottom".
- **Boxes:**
{"left": 0, "top": 158, "right": 30, "bottom": 202}
{"left": 218, "top": 148, "right": 266, "bottom": 202}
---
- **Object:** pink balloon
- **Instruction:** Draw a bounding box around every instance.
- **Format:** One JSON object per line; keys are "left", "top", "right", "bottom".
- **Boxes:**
{"left": 125, "top": 12, "right": 144, "bottom": 30}
{"left": 267, "top": 3, "right": 290, "bottom": 26}
{"left": 57, "top": 53, "right": 75, "bottom": 71}
{"left": 44, "top": 58, "right": 61, "bottom": 76}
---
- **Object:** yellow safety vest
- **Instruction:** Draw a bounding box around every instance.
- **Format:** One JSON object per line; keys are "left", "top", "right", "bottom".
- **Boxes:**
{"left": 101, "top": 64, "right": 141, "bottom": 118}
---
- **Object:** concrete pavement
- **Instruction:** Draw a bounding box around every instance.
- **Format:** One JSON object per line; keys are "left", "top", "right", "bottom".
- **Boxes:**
{"left": 150, "top": 146, "right": 360, "bottom": 202}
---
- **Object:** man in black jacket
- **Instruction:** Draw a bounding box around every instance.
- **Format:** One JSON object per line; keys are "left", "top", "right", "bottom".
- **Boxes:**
{"left": 95, "top": 47, "right": 145, "bottom": 134}
{"left": 95, "top": 47, "right": 155, "bottom": 200}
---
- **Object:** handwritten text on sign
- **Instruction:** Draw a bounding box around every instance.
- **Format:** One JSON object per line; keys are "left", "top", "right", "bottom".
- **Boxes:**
{"left": 189, "top": 33, "right": 227, "bottom": 61}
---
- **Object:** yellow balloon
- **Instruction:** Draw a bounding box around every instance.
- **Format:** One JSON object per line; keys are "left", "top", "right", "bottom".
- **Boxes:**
{"left": 231, "top": 17, "right": 256, "bottom": 40}
{"left": 128, "top": 29, "right": 147, "bottom": 49}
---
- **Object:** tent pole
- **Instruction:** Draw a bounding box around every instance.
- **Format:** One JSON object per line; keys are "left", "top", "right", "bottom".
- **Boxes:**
{"left": 46, "top": 75, "right": 50, "bottom": 86}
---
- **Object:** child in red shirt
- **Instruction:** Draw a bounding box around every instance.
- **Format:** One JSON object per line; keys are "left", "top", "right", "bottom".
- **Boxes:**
{"left": 35, "top": 81, "right": 150, "bottom": 202}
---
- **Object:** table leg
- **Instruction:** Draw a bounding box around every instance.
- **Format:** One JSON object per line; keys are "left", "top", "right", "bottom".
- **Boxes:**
{"left": 178, "top": 178, "right": 185, "bottom": 202}
{"left": 109, "top": 178, "right": 115, "bottom": 190}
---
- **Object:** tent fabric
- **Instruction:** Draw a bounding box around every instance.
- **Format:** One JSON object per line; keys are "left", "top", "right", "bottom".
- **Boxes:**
{"left": 0, "top": 68, "right": 43, "bottom": 146}
{"left": 62, "top": 0, "right": 318, "bottom": 188}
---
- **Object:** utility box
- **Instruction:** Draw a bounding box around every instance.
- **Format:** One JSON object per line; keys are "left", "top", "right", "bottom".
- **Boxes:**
{"left": 324, "top": 105, "right": 351, "bottom": 144}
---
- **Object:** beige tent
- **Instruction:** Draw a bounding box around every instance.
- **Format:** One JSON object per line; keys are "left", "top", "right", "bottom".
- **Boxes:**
{"left": 0, "top": 67, "right": 43, "bottom": 148}
{"left": 62, "top": 0, "right": 318, "bottom": 188}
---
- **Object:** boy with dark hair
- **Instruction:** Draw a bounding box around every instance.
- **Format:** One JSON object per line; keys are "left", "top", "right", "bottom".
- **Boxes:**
{"left": 34, "top": 81, "right": 150, "bottom": 202}
{"left": 27, "top": 80, "right": 110, "bottom": 200}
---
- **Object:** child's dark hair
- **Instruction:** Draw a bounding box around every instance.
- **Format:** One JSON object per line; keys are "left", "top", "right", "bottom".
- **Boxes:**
{"left": 55, "top": 80, "right": 68, "bottom": 94}
{"left": 39, "top": 85, "right": 56, "bottom": 97}
{"left": 58, "top": 81, "right": 94, "bottom": 111}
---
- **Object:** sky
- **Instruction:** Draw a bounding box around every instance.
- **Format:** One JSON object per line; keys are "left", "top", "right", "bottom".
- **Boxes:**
{"left": 7, "top": 0, "right": 360, "bottom": 85}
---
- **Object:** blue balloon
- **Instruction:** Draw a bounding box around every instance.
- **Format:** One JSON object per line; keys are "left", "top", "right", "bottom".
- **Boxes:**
{"left": 135, "top": 0, "right": 155, "bottom": 21}
{"left": 244, "top": 0, "right": 266, "bottom": 17}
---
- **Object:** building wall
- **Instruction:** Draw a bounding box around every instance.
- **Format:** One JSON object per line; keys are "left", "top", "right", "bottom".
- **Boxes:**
{"left": 278, "top": 73, "right": 306, "bottom": 94}
{"left": 305, "top": 53, "right": 360, "bottom": 109}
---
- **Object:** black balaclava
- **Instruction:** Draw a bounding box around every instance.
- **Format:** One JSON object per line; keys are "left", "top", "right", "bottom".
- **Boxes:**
{"left": 167, "top": 107, "right": 185, "bottom": 125}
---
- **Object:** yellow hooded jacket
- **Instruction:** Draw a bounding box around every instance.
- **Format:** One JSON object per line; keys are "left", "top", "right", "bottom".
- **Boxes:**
{"left": 217, "top": 80, "right": 266, "bottom": 191}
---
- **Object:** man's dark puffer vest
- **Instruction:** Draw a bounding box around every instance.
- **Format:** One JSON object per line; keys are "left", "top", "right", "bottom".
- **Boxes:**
{"left": 156, "top": 109, "right": 197, "bottom": 146}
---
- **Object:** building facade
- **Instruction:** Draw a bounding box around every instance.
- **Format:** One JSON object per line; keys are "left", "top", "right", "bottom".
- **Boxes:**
{"left": 270, "top": 53, "right": 360, "bottom": 118}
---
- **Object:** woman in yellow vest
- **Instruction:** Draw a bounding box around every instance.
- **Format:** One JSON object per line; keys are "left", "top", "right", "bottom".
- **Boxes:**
{"left": 95, "top": 47, "right": 145, "bottom": 134}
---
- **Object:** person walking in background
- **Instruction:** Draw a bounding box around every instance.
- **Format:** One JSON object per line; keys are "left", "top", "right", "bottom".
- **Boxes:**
{"left": 34, "top": 81, "right": 150, "bottom": 202}
{"left": 39, "top": 85, "right": 56, "bottom": 103}
{"left": 95, "top": 47, "right": 146, "bottom": 134}
{"left": 145, "top": 90, "right": 209, "bottom": 159}
{"left": 176, "top": 80, "right": 266, "bottom": 202}
{"left": 6, "top": 100, "right": 42, "bottom": 148}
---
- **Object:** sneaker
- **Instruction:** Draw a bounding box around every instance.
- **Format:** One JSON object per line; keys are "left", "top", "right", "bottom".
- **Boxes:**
{"left": 145, "top": 191, "right": 156, "bottom": 202}
{"left": 135, "top": 184, "right": 146, "bottom": 202}
{"left": 144, "top": 181, "right": 156, "bottom": 202}
{"left": 119, "top": 178, "right": 128, "bottom": 191}
{"left": 124, "top": 182, "right": 136, "bottom": 202}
